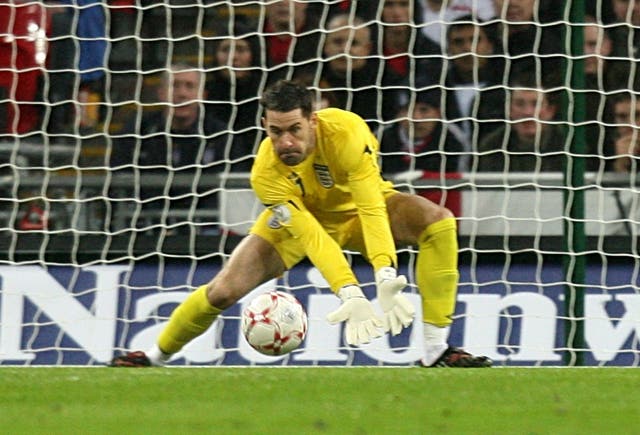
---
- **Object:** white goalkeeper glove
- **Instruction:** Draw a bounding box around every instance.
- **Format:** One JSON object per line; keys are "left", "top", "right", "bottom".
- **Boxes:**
{"left": 326, "top": 285, "right": 384, "bottom": 346}
{"left": 376, "top": 267, "right": 415, "bottom": 335}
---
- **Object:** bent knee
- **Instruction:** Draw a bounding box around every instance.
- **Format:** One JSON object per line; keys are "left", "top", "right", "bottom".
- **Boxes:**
{"left": 417, "top": 199, "right": 455, "bottom": 229}
{"left": 430, "top": 204, "right": 455, "bottom": 223}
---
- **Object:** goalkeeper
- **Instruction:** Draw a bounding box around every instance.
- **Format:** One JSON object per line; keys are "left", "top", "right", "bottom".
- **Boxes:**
{"left": 111, "top": 80, "right": 491, "bottom": 368}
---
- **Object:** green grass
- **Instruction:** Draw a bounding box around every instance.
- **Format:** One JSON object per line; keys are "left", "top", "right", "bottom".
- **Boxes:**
{"left": 1, "top": 367, "right": 638, "bottom": 434}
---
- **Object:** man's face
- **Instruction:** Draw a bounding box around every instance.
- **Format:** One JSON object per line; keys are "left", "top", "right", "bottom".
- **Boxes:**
{"left": 403, "top": 102, "right": 440, "bottom": 139}
{"left": 583, "top": 23, "right": 612, "bottom": 75}
{"left": 263, "top": 109, "right": 317, "bottom": 166}
{"left": 494, "top": 0, "right": 536, "bottom": 22}
{"left": 159, "top": 70, "right": 203, "bottom": 120}
{"left": 323, "top": 24, "right": 372, "bottom": 74}
{"left": 382, "top": 0, "right": 412, "bottom": 24}
{"left": 614, "top": 97, "right": 640, "bottom": 138}
{"left": 510, "top": 88, "right": 555, "bottom": 141}
{"left": 448, "top": 25, "right": 493, "bottom": 72}
{"left": 266, "top": 0, "right": 308, "bottom": 31}
{"left": 216, "top": 38, "right": 253, "bottom": 80}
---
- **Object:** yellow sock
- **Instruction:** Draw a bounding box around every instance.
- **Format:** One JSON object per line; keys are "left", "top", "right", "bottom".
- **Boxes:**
{"left": 157, "top": 285, "right": 222, "bottom": 354}
{"left": 416, "top": 217, "right": 460, "bottom": 327}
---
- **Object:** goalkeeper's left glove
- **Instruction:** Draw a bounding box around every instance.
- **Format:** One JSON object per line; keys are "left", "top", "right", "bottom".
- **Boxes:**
{"left": 376, "top": 267, "right": 415, "bottom": 335}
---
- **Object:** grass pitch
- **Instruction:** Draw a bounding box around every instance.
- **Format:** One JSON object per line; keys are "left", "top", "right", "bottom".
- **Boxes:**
{"left": 1, "top": 367, "right": 638, "bottom": 434}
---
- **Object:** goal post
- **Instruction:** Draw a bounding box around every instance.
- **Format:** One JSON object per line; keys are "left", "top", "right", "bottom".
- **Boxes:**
{"left": 563, "top": 0, "right": 587, "bottom": 366}
{"left": 0, "top": 0, "right": 639, "bottom": 366}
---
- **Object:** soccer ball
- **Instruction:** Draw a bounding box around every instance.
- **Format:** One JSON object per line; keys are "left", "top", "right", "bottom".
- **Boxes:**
{"left": 241, "top": 291, "right": 308, "bottom": 356}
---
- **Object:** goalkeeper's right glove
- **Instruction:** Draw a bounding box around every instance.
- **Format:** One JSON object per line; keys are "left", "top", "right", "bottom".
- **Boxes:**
{"left": 375, "top": 267, "right": 415, "bottom": 336}
{"left": 326, "top": 285, "right": 384, "bottom": 346}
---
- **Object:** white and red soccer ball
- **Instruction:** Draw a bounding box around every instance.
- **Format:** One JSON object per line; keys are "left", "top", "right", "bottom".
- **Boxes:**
{"left": 241, "top": 291, "right": 308, "bottom": 356}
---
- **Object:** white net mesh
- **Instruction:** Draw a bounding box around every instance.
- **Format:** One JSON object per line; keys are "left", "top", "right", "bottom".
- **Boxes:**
{"left": 0, "top": 0, "right": 639, "bottom": 366}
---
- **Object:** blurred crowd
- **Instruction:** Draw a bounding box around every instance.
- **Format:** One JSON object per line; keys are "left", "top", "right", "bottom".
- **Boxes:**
{"left": 1, "top": 0, "right": 640, "bottom": 232}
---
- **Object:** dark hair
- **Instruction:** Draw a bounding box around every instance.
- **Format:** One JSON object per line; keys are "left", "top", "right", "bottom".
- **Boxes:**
{"left": 446, "top": 15, "right": 487, "bottom": 41}
{"left": 214, "top": 22, "right": 261, "bottom": 68}
{"left": 509, "top": 71, "right": 561, "bottom": 108}
{"left": 447, "top": 14, "right": 501, "bottom": 51}
{"left": 397, "top": 86, "right": 442, "bottom": 109}
{"left": 260, "top": 80, "right": 314, "bottom": 117}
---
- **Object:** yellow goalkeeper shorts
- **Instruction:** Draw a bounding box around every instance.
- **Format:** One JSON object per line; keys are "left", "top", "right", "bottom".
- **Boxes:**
{"left": 250, "top": 190, "right": 399, "bottom": 269}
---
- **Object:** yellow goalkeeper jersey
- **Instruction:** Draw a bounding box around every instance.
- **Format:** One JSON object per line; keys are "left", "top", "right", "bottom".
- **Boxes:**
{"left": 251, "top": 108, "right": 397, "bottom": 285}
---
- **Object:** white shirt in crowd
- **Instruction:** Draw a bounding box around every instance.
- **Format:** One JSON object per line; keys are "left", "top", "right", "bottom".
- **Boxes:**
{"left": 419, "top": 0, "right": 495, "bottom": 48}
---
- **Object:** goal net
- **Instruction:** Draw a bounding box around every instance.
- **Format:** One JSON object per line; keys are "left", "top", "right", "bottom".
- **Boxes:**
{"left": 0, "top": 0, "right": 638, "bottom": 367}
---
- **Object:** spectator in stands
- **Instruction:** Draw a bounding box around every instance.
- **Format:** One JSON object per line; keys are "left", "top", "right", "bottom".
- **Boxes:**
{"left": 380, "top": 86, "right": 465, "bottom": 217}
{"left": 321, "top": 14, "right": 401, "bottom": 132}
{"left": 608, "top": 0, "right": 640, "bottom": 89}
{"left": 444, "top": 16, "right": 505, "bottom": 125}
{"left": 111, "top": 63, "right": 227, "bottom": 170}
{"left": 380, "top": 87, "right": 463, "bottom": 173}
{"left": 582, "top": 15, "right": 616, "bottom": 171}
{"left": 584, "top": 15, "right": 615, "bottom": 90}
{"left": 611, "top": 92, "right": 640, "bottom": 173}
{"left": 379, "top": 0, "right": 441, "bottom": 86}
{"left": 0, "top": 1, "right": 48, "bottom": 136}
{"left": 419, "top": 16, "right": 507, "bottom": 170}
{"left": 56, "top": 0, "right": 107, "bottom": 131}
{"left": 110, "top": 63, "right": 229, "bottom": 233}
{"left": 475, "top": 73, "right": 565, "bottom": 172}
{"left": 262, "top": 0, "right": 323, "bottom": 83}
{"left": 206, "top": 23, "right": 263, "bottom": 168}
{"left": 492, "top": 0, "right": 564, "bottom": 81}
{"left": 417, "top": 0, "right": 494, "bottom": 50}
